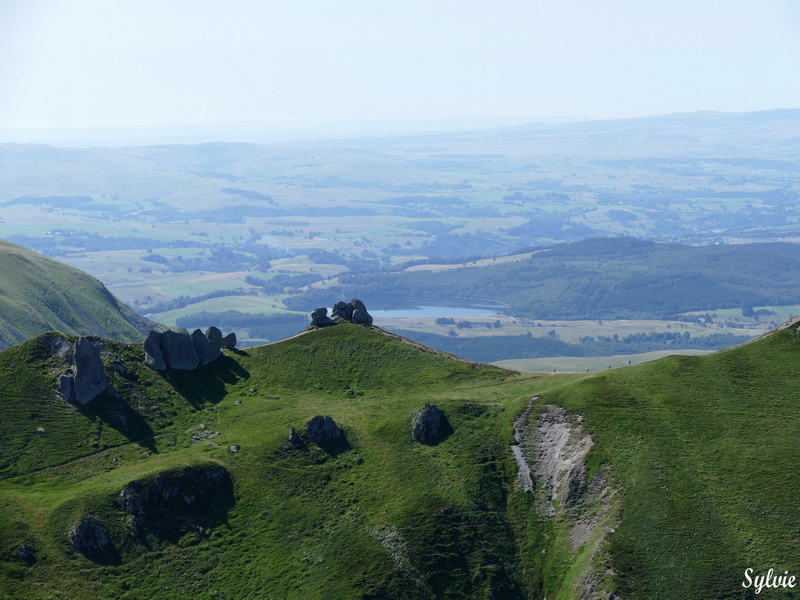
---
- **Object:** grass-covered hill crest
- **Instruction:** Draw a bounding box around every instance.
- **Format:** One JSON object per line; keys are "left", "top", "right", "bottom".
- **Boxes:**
{"left": 0, "top": 239, "right": 157, "bottom": 349}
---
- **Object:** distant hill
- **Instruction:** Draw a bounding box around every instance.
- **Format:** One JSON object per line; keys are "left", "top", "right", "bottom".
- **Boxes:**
{"left": 0, "top": 239, "right": 158, "bottom": 349}
{"left": 1, "top": 320, "right": 798, "bottom": 598}
{"left": 287, "top": 237, "right": 800, "bottom": 320}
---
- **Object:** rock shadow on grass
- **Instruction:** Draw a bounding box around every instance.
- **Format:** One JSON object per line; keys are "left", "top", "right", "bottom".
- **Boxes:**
{"left": 166, "top": 355, "right": 250, "bottom": 408}
{"left": 76, "top": 391, "right": 157, "bottom": 453}
{"left": 315, "top": 436, "right": 352, "bottom": 457}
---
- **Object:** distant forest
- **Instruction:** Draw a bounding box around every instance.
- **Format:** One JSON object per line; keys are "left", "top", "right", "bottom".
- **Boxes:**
{"left": 390, "top": 328, "right": 752, "bottom": 364}
{"left": 286, "top": 238, "right": 800, "bottom": 320}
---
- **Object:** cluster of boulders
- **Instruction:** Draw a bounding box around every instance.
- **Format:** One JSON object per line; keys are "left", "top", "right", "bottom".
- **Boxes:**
{"left": 56, "top": 337, "right": 111, "bottom": 405}
{"left": 310, "top": 298, "right": 373, "bottom": 328}
{"left": 144, "top": 327, "right": 236, "bottom": 371}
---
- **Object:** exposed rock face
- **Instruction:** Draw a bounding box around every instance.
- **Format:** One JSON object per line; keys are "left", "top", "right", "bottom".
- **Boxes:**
{"left": 311, "top": 307, "right": 336, "bottom": 327}
{"left": 160, "top": 330, "right": 200, "bottom": 371}
{"left": 143, "top": 330, "right": 166, "bottom": 370}
{"left": 305, "top": 415, "right": 344, "bottom": 444}
{"left": 191, "top": 328, "right": 220, "bottom": 366}
{"left": 350, "top": 298, "right": 373, "bottom": 326}
{"left": 331, "top": 301, "right": 353, "bottom": 321}
{"left": 526, "top": 402, "right": 620, "bottom": 598}
{"left": 68, "top": 517, "right": 115, "bottom": 560}
{"left": 117, "top": 464, "right": 234, "bottom": 539}
{"left": 221, "top": 332, "right": 237, "bottom": 350}
{"left": 311, "top": 299, "right": 373, "bottom": 327}
{"left": 54, "top": 336, "right": 110, "bottom": 405}
{"left": 144, "top": 327, "right": 232, "bottom": 370}
{"left": 411, "top": 404, "right": 451, "bottom": 444}
{"left": 287, "top": 427, "right": 305, "bottom": 450}
{"left": 71, "top": 338, "right": 109, "bottom": 405}
{"left": 206, "top": 326, "right": 223, "bottom": 356}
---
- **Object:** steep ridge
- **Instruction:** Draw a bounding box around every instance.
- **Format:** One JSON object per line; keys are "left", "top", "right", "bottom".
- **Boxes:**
{"left": 0, "top": 239, "right": 157, "bottom": 349}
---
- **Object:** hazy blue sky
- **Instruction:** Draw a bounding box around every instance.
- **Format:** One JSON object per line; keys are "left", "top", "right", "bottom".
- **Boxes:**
{"left": 1, "top": 0, "right": 799, "bottom": 134}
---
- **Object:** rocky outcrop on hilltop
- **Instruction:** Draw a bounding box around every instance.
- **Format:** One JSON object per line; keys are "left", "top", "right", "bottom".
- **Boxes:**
{"left": 55, "top": 336, "right": 111, "bottom": 405}
{"left": 144, "top": 327, "right": 234, "bottom": 371}
{"left": 310, "top": 307, "right": 337, "bottom": 327}
{"left": 310, "top": 298, "right": 373, "bottom": 328}
{"left": 221, "top": 331, "right": 237, "bottom": 350}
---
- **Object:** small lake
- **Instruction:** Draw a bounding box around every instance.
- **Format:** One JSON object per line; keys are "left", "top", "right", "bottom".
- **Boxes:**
{"left": 369, "top": 299, "right": 507, "bottom": 319}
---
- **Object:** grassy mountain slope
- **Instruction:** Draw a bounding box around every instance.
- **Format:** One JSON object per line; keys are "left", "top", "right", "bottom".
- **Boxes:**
{"left": 0, "top": 240, "right": 156, "bottom": 349}
{"left": 531, "top": 323, "right": 800, "bottom": 599}
{"left": 0, "top": 325, "right": 562, "bottom": 599}
{"left": 1, "top": 321, "right": 799, "bottom": 598}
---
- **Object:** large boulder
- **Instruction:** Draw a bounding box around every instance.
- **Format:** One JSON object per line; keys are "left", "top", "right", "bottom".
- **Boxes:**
{"left": 71, "top": 338, "right": 109, "bottom": 405}
{"left": 205, "top": 326, "right": 223, "bottom": 356}
{"left": 191, "top": 328, "right": 220, "bottom": 366}
{"left": 412, "top": 404, "right": 451, "bottom": 445}
{"left": 144, "top": 330, "right": 166, "bottom": 371}
{"left": 221, "top": 332, "right": 237, "bottom": 350}
{"left": 117, "top": 464, "right": 233, "bottom": 539}
{"left": 68, "top": 517, "right": 115, "bottom": 560}
{"left": 352, "top": 308, "right": 373, "bottom": 326}
{"left": 310, "top": 307, "right": 336, "bottom": 327}
{"left": 331, "top": 301, "right": 353, "bottom": 321}
{"left": 305, "top": 415, "right": 344, "bottom": 444}
{"left": 350, "top": 298, "right": 373, "bottom": 326}
{"left": 160, "top": 330, "right": 200, "bottom": 371}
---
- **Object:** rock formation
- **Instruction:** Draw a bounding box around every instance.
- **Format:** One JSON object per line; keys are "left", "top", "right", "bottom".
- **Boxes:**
{"left": 160, "top": 330, "right": 200, "bottom": 371}
{"left": 331, "top": 301, "right": 353, "bottom": 321}
{"left": 71, "top": 338, "right": 109, "bottom": 404}
{"left": 144, "top": 327, "right": 232, "bottom": 370}
{"left": 191, "top": 328, "right": 218, "bottom": 366}
{"left": 206, "top": 326, "right": 223, "bottom": 355}
{"left": 411, "top": 404, "right": 451, "bottom": 444}
{"left": 311, "top": 307, "right": 337, "bottom": 327}
{"left": 350, "top": 298, "right": 373, "bottom": 325}
{"left": 56, "top": 336, "right": 110, "bottom": 405}
{"left": 287, "top": 426, "right": 305, "bottom": 450}
{"left": 68, "top": 517, "right": 115, "bottom": 560}
{"left": 305, "top": 415, "right": 344, "bottom": 443}
{"left": 117, "top": 464, "right": 233, "bottom": 539}
{"left": 310, "top": 299, "right": 373, "bottom": 327}
{"left": 143, "top": 330, "right": 166, "bottom": 370}
{"left": 221, "top": 332, "right": 237, "bottom": 350}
